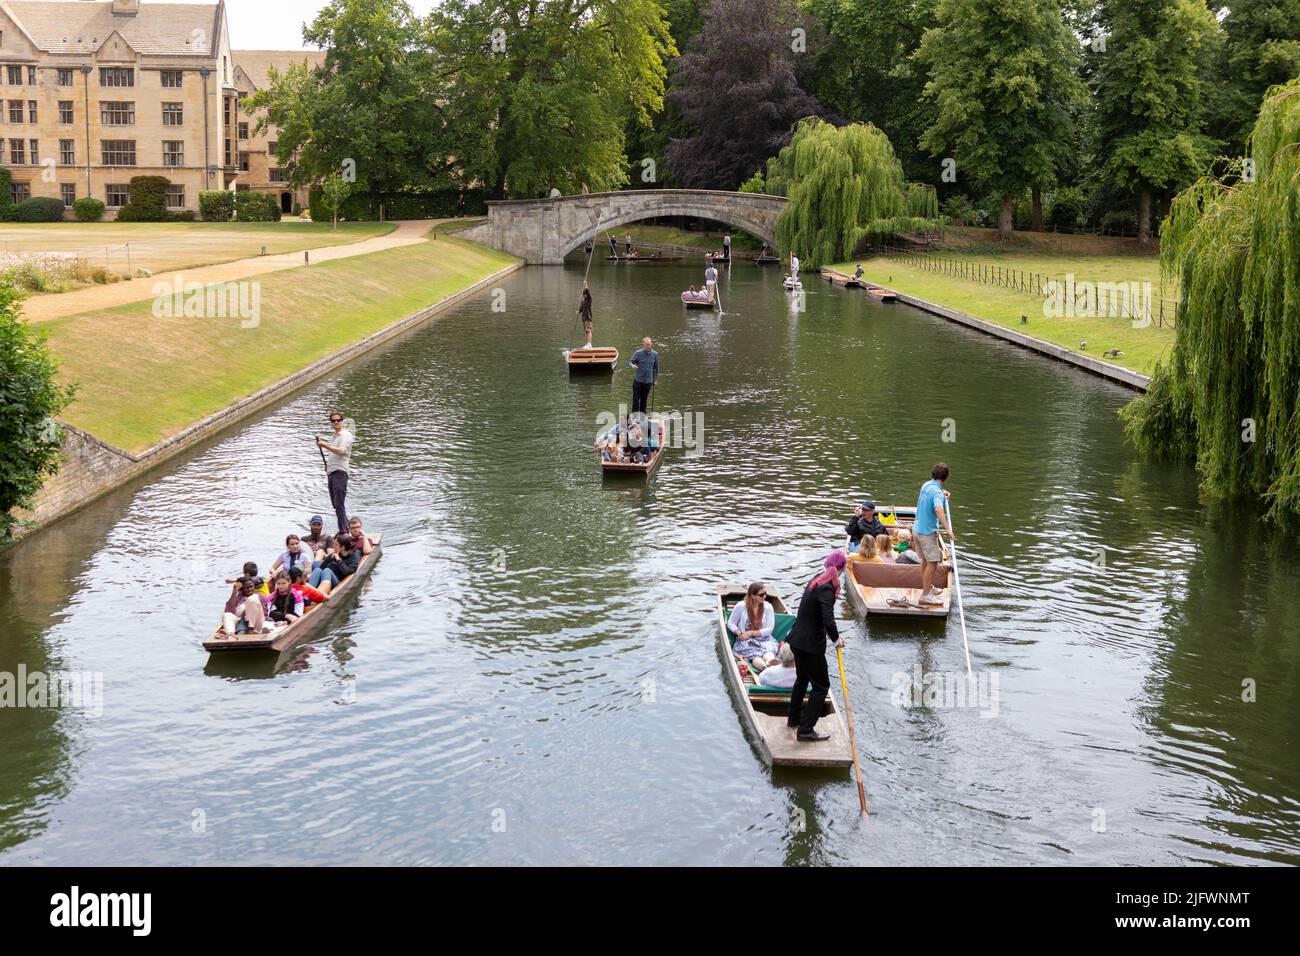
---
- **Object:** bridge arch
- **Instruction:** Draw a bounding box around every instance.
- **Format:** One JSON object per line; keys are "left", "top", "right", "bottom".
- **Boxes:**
{"left": 458, "top": 189, "right": 788, "bottom": 264}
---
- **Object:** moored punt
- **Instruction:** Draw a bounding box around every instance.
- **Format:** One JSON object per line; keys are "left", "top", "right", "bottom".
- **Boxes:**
{"left": 714, "top": 586, "right": 853, "bottom": 769}
{"left": 681, "top": 289, "right": 716, "bottom": 309}
{"left": 564, "top": 346, "right": 619, "bottom": 373}
{"left": 867, "top": 286, "right": 898, "bottom": 302}
{"left": 821, "top": 268, "right": 866, "bottom": 289}
{"left": 606, "top": 254, "right": 683, "bottom": 262}
{"left": 754, "top": 255, "right": 781, "bottom": 265}
{"left": 843, "top": 506, "right": 951, "bottom": 617}
{"left": 203, "top": 535, "right": 383, "bottom": 653}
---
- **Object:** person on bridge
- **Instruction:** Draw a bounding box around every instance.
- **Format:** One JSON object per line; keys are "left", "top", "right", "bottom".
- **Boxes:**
{"left": 628, "top": 337, "right": 659, "bottom": 417}
{"left": 577, "top": 280, "right": 594, "bottom": 348}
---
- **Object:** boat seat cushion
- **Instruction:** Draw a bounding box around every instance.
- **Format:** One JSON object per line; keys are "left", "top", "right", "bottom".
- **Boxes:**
{"left": 850, "top": 560, "right": 949, "bottom": 590}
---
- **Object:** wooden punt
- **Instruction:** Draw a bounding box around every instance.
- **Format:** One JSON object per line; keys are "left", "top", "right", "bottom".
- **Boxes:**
{"left": 203, "top": 535, "right": 383, "bottom": 653}
{"left": 606, "top": 254, "right": 682, "bottom": 262}
{"left": 867, "top": 286, "right": 898, "bottom": 302}
{"left": 783, "top": 276, "right": 803, "bottom": 291}
{"left": 715, "top": 586, "right": 853, "bottom": 769}
{"left": 705, "top": 254, "right": 731, "bottom": 265}
{"left": 681, "top": 289, "right": 716, "bottom": 309}
{"left": 821, "top": 268, "right": 866, "bottom": 289}
{"left": 600, "top": 445, "right": 663, "bottom": 478}
{"left": 843, "top": 506, "right": 951, "bottom": 617}
{"left": 754, "top": 255, "right": 781, "bottom": 265}
{"left": 564, "top": 346, "right": 619, "bottom": 373}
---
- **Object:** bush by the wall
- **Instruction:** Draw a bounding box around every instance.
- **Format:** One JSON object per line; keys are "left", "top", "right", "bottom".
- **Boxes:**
{"left": 115, "top": 176, "right": 170, "bottom": 222}
{"left": 73, "top": 197, "right": 106, "bottom": 222}
{"left": 14, "top": 197, "right": 65, "bottom": 222}
{"left": 0, "top": 167, "right": 14, "bottom": 222}
{"left": 199, "top": 190, "right": 234, "bottom": 222}
{"left": 233, "top": 190, "right": 281, "bottom": 222}
{"left": 169, "top": 210, "right": 196, "bottom": 222}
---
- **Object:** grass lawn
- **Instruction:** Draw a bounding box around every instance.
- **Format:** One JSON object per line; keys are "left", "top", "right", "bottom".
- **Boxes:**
{"left": 827, "top": 228, "right": 1177, "bottom": 377}
{"left": 41, "top": 235, "right": 517, "bottom": 452}
{"left": 0, "top": 220, "right": 396, "bottom": 276}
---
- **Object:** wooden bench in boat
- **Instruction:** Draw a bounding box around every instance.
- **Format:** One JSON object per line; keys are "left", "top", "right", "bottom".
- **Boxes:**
{"left": 846, "top": 557, "right": 951, "bottom": 617}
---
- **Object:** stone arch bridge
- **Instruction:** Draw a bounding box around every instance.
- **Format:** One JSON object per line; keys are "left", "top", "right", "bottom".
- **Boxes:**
{"left": 458, "top": 189, "right": 788, "bottom": 264}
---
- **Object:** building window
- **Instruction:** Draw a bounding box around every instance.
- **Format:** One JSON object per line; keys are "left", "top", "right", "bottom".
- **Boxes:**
{"left": 239, "top": 151, "right": 250, "bottom": 172}
{"left": 161, "top": 70, "right": 183, "bottom": 88}
{"left": 224, "top": 139, "right": 232, "bottom": 166}
{"left": 58, "top": 100, "right": 74, "bottom": 124}
{"left": 7, "top": 100, "right": 22, "bottom": 123}
{"left": 28, "top": 139, "right": 37, "bottom": 164}
{"left": 27, "top": 100, "right": 35, "bottom": 123}
{"left": 100, "top": 101, "right": 135, "bottom": 125}
{"left": 161, "top": 102, "right": 183, "bottom": 126}
{"left": 222, "top": 96, "right": 231, "bottom": 126}
{"left": 58, "top": 68, "right": 75, "bottom": 86}
{"left": 100, "top": 67, "right": 134, "bottom": 88}
{"left": 8, "top": 138, "right": 25, "bottom": 165}
{"left": 59, "top": 139, "right": 75, "bottom": 165}
{"left": 101, "top": 140, "right": 136, "bottom": 166}
{"left": 268, "top": 141, "right": 278, "bottom": 155}
{"left": 165, "top": 185, "right": 185, "bottom": 209}
{"left": 6, "top": 66, "right": 22, "bottom": 85}
{"left": 61, "top": 184, "right": 76, "bottom": 208}
{"left": 270, "top": 168, "right": 287, "bottom": 183}
{"left": 106, "top": 184, "right": 130, "bottom": 207}
{"left": 27, "top": 66, "right": 35, "bottom": 85}
{"left": 238, "top": 122, "right": 248, "bottom": 140}
{"left": 11, "top": 181, "right": 30, "bottom": 204}
{"left": 163, "top": 140, "right": 184, "bottom": 166}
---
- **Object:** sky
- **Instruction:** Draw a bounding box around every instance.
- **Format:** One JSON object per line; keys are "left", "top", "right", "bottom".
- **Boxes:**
{"left": 223, "top": 0, "right": 438, "bottom": 50}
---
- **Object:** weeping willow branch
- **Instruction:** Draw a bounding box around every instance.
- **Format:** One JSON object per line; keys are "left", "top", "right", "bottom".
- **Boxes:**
{"left": 765, "top": 118, "right": 938, "bottom": 268}
{"left": 1122, "top": 80, "right": 1300, "bottom": 523}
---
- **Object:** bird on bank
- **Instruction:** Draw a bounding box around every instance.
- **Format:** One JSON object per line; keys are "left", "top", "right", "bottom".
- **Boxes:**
{"left": 1079, "top": 340, "right": 1087, "bottom": 350}
{"left": 1103, "top": 348, "right": 1123, "bottom": 358}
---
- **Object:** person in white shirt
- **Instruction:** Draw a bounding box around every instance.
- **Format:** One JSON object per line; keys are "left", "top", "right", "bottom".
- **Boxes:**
{"left": 315, "top": 411, "right": 354, "bottom": 534}
{"left": 728, "top": 583, "right": 776, "bottom": 665}
{"left": 790, "top": 253, "right": 800, "bottom": 279}
{"left": 704, "top": 263, "right": 718, "bottom": 297}
{"left": 756, "top": 643, "right": 798, "bottom": 688}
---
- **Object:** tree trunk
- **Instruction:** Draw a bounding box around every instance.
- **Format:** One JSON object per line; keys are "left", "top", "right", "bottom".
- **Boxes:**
{"left": 1137, "top": 190, "right": 1152, "bottom": 245}
{"left": 332, "top": 208, "right": 338, "bottom": 231}
{"left": 1031, "top": 185, "right": 1043, "bottom": 232}
{"left": 379, "top": 202, "right": 385, "bottom": 223}
{"left": 999, "top": 193, "right": 1014, "bottom": 240}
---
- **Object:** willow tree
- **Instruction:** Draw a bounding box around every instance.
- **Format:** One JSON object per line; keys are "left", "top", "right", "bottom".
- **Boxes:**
{"left": 1122, "top": 80, "right": 1300, "bottom": 523}
{"left": 765, "top": 119, "right": 936, "bottom": 267}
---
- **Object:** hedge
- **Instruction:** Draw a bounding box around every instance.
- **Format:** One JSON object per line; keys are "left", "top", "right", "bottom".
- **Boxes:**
{"left": 14, "top": 196, "right": 65, "bottom": 222}
{"left": 199, "top": 190, "right": 234, "bottom": 222}
{"left": 73, "top": 197, "right": 106, "bottom": 222}
{"left": 116, "top": 175, "right": 170, "bottom": 222}
{"left": 233, "top": 190, "right": 281, "bottom": 222}
{"left": 0, "top": 167, "right": 13, "bottom": 222}
{"left": 308, "top": 188, "right": 487, "bottom": 222}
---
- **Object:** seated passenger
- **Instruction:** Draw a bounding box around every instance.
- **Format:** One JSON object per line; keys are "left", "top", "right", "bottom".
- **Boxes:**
{"left": 595, "top": 421, "right": 628, "bottom": 461}
{"left": 267, "top": 572, "right": 304, "bottom": 626}
{"left": 270, "top": 534, "right": 316, "bottom": 577}
{"left": 728, "top": 583, "right": 778, "bottom": 667}
{"left": 222, "top": 576, "right": 270, "bottom": 636}
{"left": 226, "top": 561, "right": 269, "bottom": 595}
{"left": 895, "top": 529, "right": 922, "bottom": 564}
{"left": 874, "top": 534, "right": 896, "bottom": 563}
{"left": 346, "top": 516, "right": 376, "bottom": 556}
{"left": 288, "top": 567, "right": 329, "bottom": 608}
{"left": 309, "top": 534, "right": 359, "bottom": 595}
{"left": 756, "top": 643, "right": 798, "bottom": 688}
{"left": 302, "top": 515, "right": 330, "bottom": 558}
{"left": 848, "top": 535, "right": 878, "bottom": 562}
{"left": 853, "top": 264, "right": 865, "bottom": 280}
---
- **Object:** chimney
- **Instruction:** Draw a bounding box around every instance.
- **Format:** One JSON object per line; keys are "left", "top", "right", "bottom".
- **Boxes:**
{"left": 112, "top": 0, "right": 141, "bottom": 16}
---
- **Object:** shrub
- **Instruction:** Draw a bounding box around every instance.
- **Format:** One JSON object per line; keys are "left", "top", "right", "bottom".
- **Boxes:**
{"left": 73, "top": 197, "right": 106, "bottom": 222}
{"left": 233, "top": 190, "right": 281, "bottom": 222}
{"left": 169, "top": 210, "right": 196, "bottom": 222}
{"left": 114, "top": 175, "right": 170, "bottom": 222}
{"left": 199, "top": 190, "right": 234, "bottom": 222}
{"left": 738, "top": 170, "right": 765, "bottom": 194}
{"left": 0, "top": 167, "right": 13, "bottom": 222}
{"left": 940, "top": 194, "right": 982, "bottom": 227}
{"left": 1100, "top": 209, "right": 1136, "bottom": 235}
{"left": 1046, "top": 187, "right": 1087, "bottom": 231}
{"left": 14, "top": 197, "right": 66, "bottom": 222}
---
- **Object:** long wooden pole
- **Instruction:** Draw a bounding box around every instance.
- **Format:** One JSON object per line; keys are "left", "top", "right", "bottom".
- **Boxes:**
{"left": 835, "top": 643, "right": 868, "bottom": 816}
{"left": 944, "top": 501, "right": 973, "bottom": 677}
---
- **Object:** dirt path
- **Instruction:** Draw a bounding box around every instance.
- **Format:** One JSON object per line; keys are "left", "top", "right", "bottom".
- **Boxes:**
{"left": 22, "top": 220, "right": 443, "bottom": 323}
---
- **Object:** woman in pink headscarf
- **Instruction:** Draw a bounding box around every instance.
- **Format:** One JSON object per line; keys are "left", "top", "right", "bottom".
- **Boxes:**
{"left": 786, "top": 551, "right": 847, "bottom": 742}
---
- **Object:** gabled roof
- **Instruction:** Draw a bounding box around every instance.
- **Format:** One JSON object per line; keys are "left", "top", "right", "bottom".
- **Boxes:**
{"left": 0, "top": 1, "right": 221, "bottom": 55}
{"left": 232, "top": 49, "right": 325, "bottom": 91}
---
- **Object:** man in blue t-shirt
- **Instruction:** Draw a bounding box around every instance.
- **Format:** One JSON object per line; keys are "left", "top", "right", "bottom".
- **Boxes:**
{"left": 913, "top": 463, "right": 954, "bottom": 606}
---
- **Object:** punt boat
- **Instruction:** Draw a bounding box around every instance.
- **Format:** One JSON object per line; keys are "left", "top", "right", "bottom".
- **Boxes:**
{"left": 843, "top": 506, "right": 951, "bottom": 617}
{"left": 564, "top": 346, "right": 619, "bottom": 373}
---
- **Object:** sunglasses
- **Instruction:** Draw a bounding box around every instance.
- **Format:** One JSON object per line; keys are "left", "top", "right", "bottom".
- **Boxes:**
{"left": 329, "top": 418, "right": 342, "bottom": 424}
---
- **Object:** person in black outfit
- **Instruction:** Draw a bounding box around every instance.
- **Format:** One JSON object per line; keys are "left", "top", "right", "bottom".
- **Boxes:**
{"left": 846, "top": 500, "right": 886, "bottom": 552}
{"left": 787, "top": 551, "right": 847, "bottom": 741}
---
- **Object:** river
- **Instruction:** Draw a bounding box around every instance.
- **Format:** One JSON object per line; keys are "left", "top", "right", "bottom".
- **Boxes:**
{"left": 2, "top": 254, "right": 1297, "bottom": 865}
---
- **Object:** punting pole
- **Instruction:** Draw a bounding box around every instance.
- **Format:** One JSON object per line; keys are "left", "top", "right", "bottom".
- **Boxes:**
{"left": 836, "top": 643, "right": 869, "bottom": 816}
{"left": 946, "top": 501, "right": 973, "bottom": 677}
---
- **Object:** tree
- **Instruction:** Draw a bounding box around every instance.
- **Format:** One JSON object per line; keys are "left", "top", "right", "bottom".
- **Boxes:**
{"left": 915, "top": 0, "right": 1084, "bottom": 239}
{"left": 319, "top": 170, "right": 354, "bottom": 229}
{"left": 429, "top": 0, "right": 676, "bottom": 198}
{"left": 765, "top": 118, "right": 938, "bottom": 267}
{"left": 0, "top": 283, "right": 75, "bottom": 543}
{"left": 1091, "top": 0, "right": 1219, "bottom": 244}
{"left": 1122, "top": 80, "right": 1300, "bottom": 523}
{"left": 665, "top": 0, "right": 824, "bottom": 189}
{"left": 1210, "top": 0, "right": 1300, "bottom": 152}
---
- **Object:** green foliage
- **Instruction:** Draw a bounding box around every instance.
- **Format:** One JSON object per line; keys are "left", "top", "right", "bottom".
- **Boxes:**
{"left": 14, "top": 197, "right": 66, "bottom": 222}
{"left": 915, "top": 0, "right": 1085, "bottom": 236}
{"left": 233, "top": 190, "right": 282, "bottom": 222}
{"left": 940, "top": 194, "right": 983, "bottom": 227}
{"left": 0, "top": 167, "right": 13, "bottom": 222}
{"left": 1046, "top": 187, "right": 1087, "bottom": 230}
{"left": 0, "top": 282, "right": 76, "bottom": 543}
{"left": 73, "top": 197, "right": 106, "bottom": 222}
{"left": 199, "top": 190, "right": 234, "bottom": 222}
{"left": 738, "top": 170, "right": 765, "bottom": 194}
{"left": 1210, "top": 0, "right": 1300, "bottom": 151}
{"left": 318, "top": 170, "right": 353, "bottom": 226}
{"left": 116, "top": 176, "right": 171, "bottom": 222}
{"left": 1122, "top": 80, "right": 1300, "bottom": 522}
{"left": 1100, "top": 209, "right": 1136, "bottom": 235}
{"left": 766, "top": 118, "right": 938, "bottom": 267}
